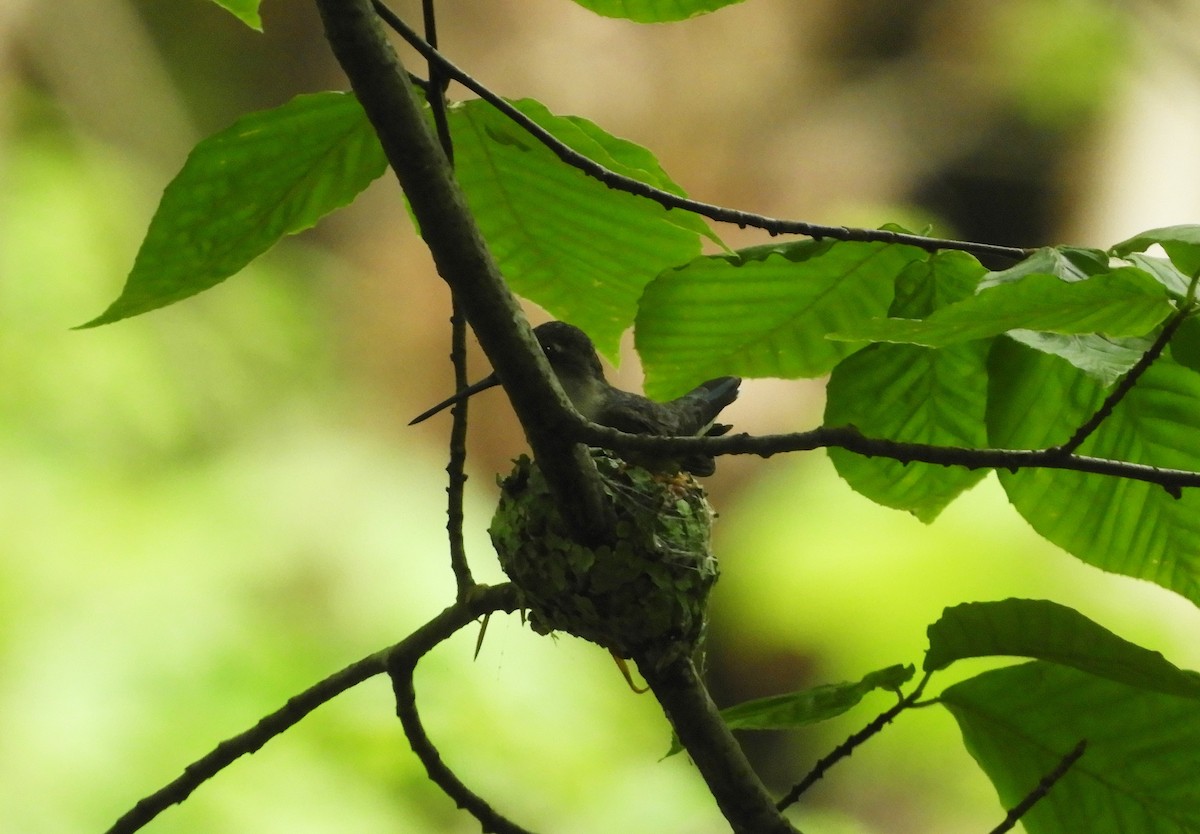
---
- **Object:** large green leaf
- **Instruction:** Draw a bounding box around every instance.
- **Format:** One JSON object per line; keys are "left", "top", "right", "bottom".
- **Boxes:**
{"left": 568, "top": 0, "right": 747, "bottom": 22}
{"left": 1113, "top": 224, "right": 1200, "bottom": 279}
{"left": 637, "top": 239, "right": 927, "bottom": 399}
{"left": 826, "top": 252, "right": 989, "bottom": 521}
{"left": 942, "top": 662, "right": 1200, "bottom": 834}
{"left": 926, "top": 600, "right": 1200, "bottom": 698}
{"left": 987, "top": 340, "right": 1200, "bottom": 603}
{"left": 831, "top": 268, "right": 1171, "bottom": 347}
{"left": 448, "top": 98, "right": 714, "bottom": 359}
{"left": 83, "top": 92, "right": 385, "bottom": 327}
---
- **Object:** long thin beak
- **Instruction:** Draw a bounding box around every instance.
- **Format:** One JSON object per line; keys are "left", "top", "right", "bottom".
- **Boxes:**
{"left": 408, "top": 373, "right": 501, "bottom": 425}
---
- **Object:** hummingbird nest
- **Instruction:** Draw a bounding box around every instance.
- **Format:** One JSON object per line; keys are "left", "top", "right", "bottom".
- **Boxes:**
{"left": 489, "top": 452, "right": 719, "bottom": 660}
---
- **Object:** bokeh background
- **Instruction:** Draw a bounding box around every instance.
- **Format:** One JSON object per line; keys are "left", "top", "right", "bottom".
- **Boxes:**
{"left": 4, "top": 1, "right": 1200, "bottom": 832}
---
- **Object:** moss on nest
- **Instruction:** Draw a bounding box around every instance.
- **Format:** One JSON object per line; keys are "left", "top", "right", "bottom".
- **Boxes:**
{"left": 489, "top": 453, "right": 719, "bottom": 659}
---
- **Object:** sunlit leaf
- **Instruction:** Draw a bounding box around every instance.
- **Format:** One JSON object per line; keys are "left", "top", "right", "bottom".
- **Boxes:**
{"left": 987, "top": 340, "right": 1200, "bottom": 604}
{"left": 637, "top": 239, "right": 927, "bottom": 399}
{"left": 1002, "top": 330, "right": 1149, "bottom": 386}
{"left": 943, "top": 662, "right": 1200, "bottom": 834}
{"left": 1113, "top": 224, "right": 1200, "bottom": 280}
{"left": 83, "top": 93, "right": 385, "bottom": 327}
{"left": 1124, "top": 253, "right": 1194, "bottom": 298}
{"left": 210, "top": 0, "right": 262, "bottom": 30}
{"left": 449, "top": 98, "right": 715, "bottom": 359}
{"left": 568, "top": 0, "right": 747, "bottom": 22}
{"left": 926, "top": 599, "right": 1200, "bottom": 698}
{"left": 826, "top": 251, "right": 989, "bottom": 521}
{"left": 831, "top": 269, "right": 1171, "bottom": 347}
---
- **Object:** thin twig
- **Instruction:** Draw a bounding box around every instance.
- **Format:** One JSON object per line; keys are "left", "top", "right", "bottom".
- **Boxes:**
{"left": 421, "top": 0, "right": 453, "bottom": 165}
{"left": 988, "top": 740, "right": 1087, "bottom": 834}
{"left": 369, "top": 1, "right": 1030, "bottom": 264}
{"left": 776, "top": 672, "right": 932, "bottom": 810}
{"left": 446, "top": 299, "right": 475, "bottom": 598}
{"left": 389, "top": 653, "right": 537, "bottom": 834}
{"left": 421, "top": 0, "right": 475, "bottom": 598}
{"left": 1055, "top": 305, "right": 1193, "bottom": 455}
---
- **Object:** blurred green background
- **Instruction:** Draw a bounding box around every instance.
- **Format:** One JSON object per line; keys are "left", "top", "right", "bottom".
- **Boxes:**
{"left": 4, "top": 1, "right": 1200, "bottom": 832}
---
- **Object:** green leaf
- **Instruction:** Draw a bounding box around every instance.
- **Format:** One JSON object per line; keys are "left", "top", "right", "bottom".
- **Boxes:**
{"left": 449, "top": 98, "right": 714, "bottom": 359}
{"left": 83, "top": 92, "right": 385, "bottom": 327}
{"left": 568, "top": 0, "right": 747, "bottom": 22}
{"left": 666, "top": 664, "right": 914, "bottom": 756}
{"left": 1002, "top": 330, "right": 1149, "bottom": 387}
{"left": 1170, "top": 316, "right": 1200, "bottom": 374}
{"left": 826, "top": 252, "right": 989, "bottom": 521}
{"left": 942, "top": 662, "right": 1200, "bottom": 834}
{"left": 1113, "top": 224, "right": 1200, "bottom": 279}
{"left": 210, "top": 0, "right": 262, "bottom": 30}
{"left": 637, "top": 239, "right": 927, "bottom": 399}
{"left": 1125, "top": 253, "right": 1194, "bottom": 298}
{"left": 721, "top": 664, "right": 914, "bottom": 730}
{"left": 987, "top": 340, "right": 1200, "bottom": 604}
{"left": 831, "top": 268, "right": 1172, "bottom": 347}
{"left": 926, "top": 599, "right": 1200, "bottom": 698}
{"left": 980, "top": 246, "right": 1109, "bottom": 289}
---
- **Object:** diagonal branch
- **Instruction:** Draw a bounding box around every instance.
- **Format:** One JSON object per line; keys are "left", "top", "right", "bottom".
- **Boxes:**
{"left": 988, "top": 740, "right": 1087, "bottom": 834}
{"left": 636, "top": 650, "right": 800, "bottom": 834}
{"left": 370, "top": 1, "right": 1030, "bottom": 264}
{"left": 777, "top": 672, "right": 933, "bottom": 811}
{"left": 315, "top": 0, "right": 615, "bottom": 543}
{"left": 1054, "top": 305, "right": 1193, "bottom": 456}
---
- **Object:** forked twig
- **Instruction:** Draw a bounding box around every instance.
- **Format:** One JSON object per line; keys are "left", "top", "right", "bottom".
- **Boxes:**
{"left": 105, "top": 584, "right": 522, "bottom": 834}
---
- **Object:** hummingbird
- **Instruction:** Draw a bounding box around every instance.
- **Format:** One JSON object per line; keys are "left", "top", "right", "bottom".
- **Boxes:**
{"left": 409, "top": 321, "right": 740, "bottom": 476}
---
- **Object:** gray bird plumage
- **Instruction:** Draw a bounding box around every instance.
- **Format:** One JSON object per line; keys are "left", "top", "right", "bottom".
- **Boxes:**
{"left": 410, "top": 321, "right": 740, "bottom": 475}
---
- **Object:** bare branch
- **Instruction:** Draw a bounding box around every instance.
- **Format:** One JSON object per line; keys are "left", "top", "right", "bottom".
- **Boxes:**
{"left": 370, "top": 1, "right": 1030, "bottom": 264}
{"left": 389, "top": 645, "right": 536, "bottom": 834}
{"left": 445, "top": 299, "right": 475, "bottom": 598}
{"left": 1055, "top": 306, "right": 1192, "bottom": 456}
{"left": 777, "top": 672, "right": 933, "bottom": 811}
{"left": 315, "top": 0, "right": 615, "bottom": 543}
{"left": 575, "top": 421, "right": 1200, "bottom": 496}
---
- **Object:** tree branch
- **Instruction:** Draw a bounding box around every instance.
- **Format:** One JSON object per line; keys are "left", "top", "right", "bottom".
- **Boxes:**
{"left": 388, "top": 621, "right": 536, "bottom": 834}
{"left": 371, "top": 1, "right": 1029, "bottom": 264}
{"left": 777, "top": 672, "right": 932, "bottom": 811}
{"left": 1054, "top": 305, "right": 1192, "bottom": 456}
{"left": 315, "top": 0, "right": 615, "bottom": 543}
{"left": 988, "top": 740, "right": 1087, "bottom": 834}
{"left": 636, "top": 651, "right": 800, "bottom": 834}
{"left": 575, "top": 421, "right": 1200, "bottom": 496}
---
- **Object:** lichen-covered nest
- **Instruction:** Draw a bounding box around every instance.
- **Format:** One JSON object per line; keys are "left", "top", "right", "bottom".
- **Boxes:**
{"left": 489, "top": 453, "right": 719, "bottom": 659}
